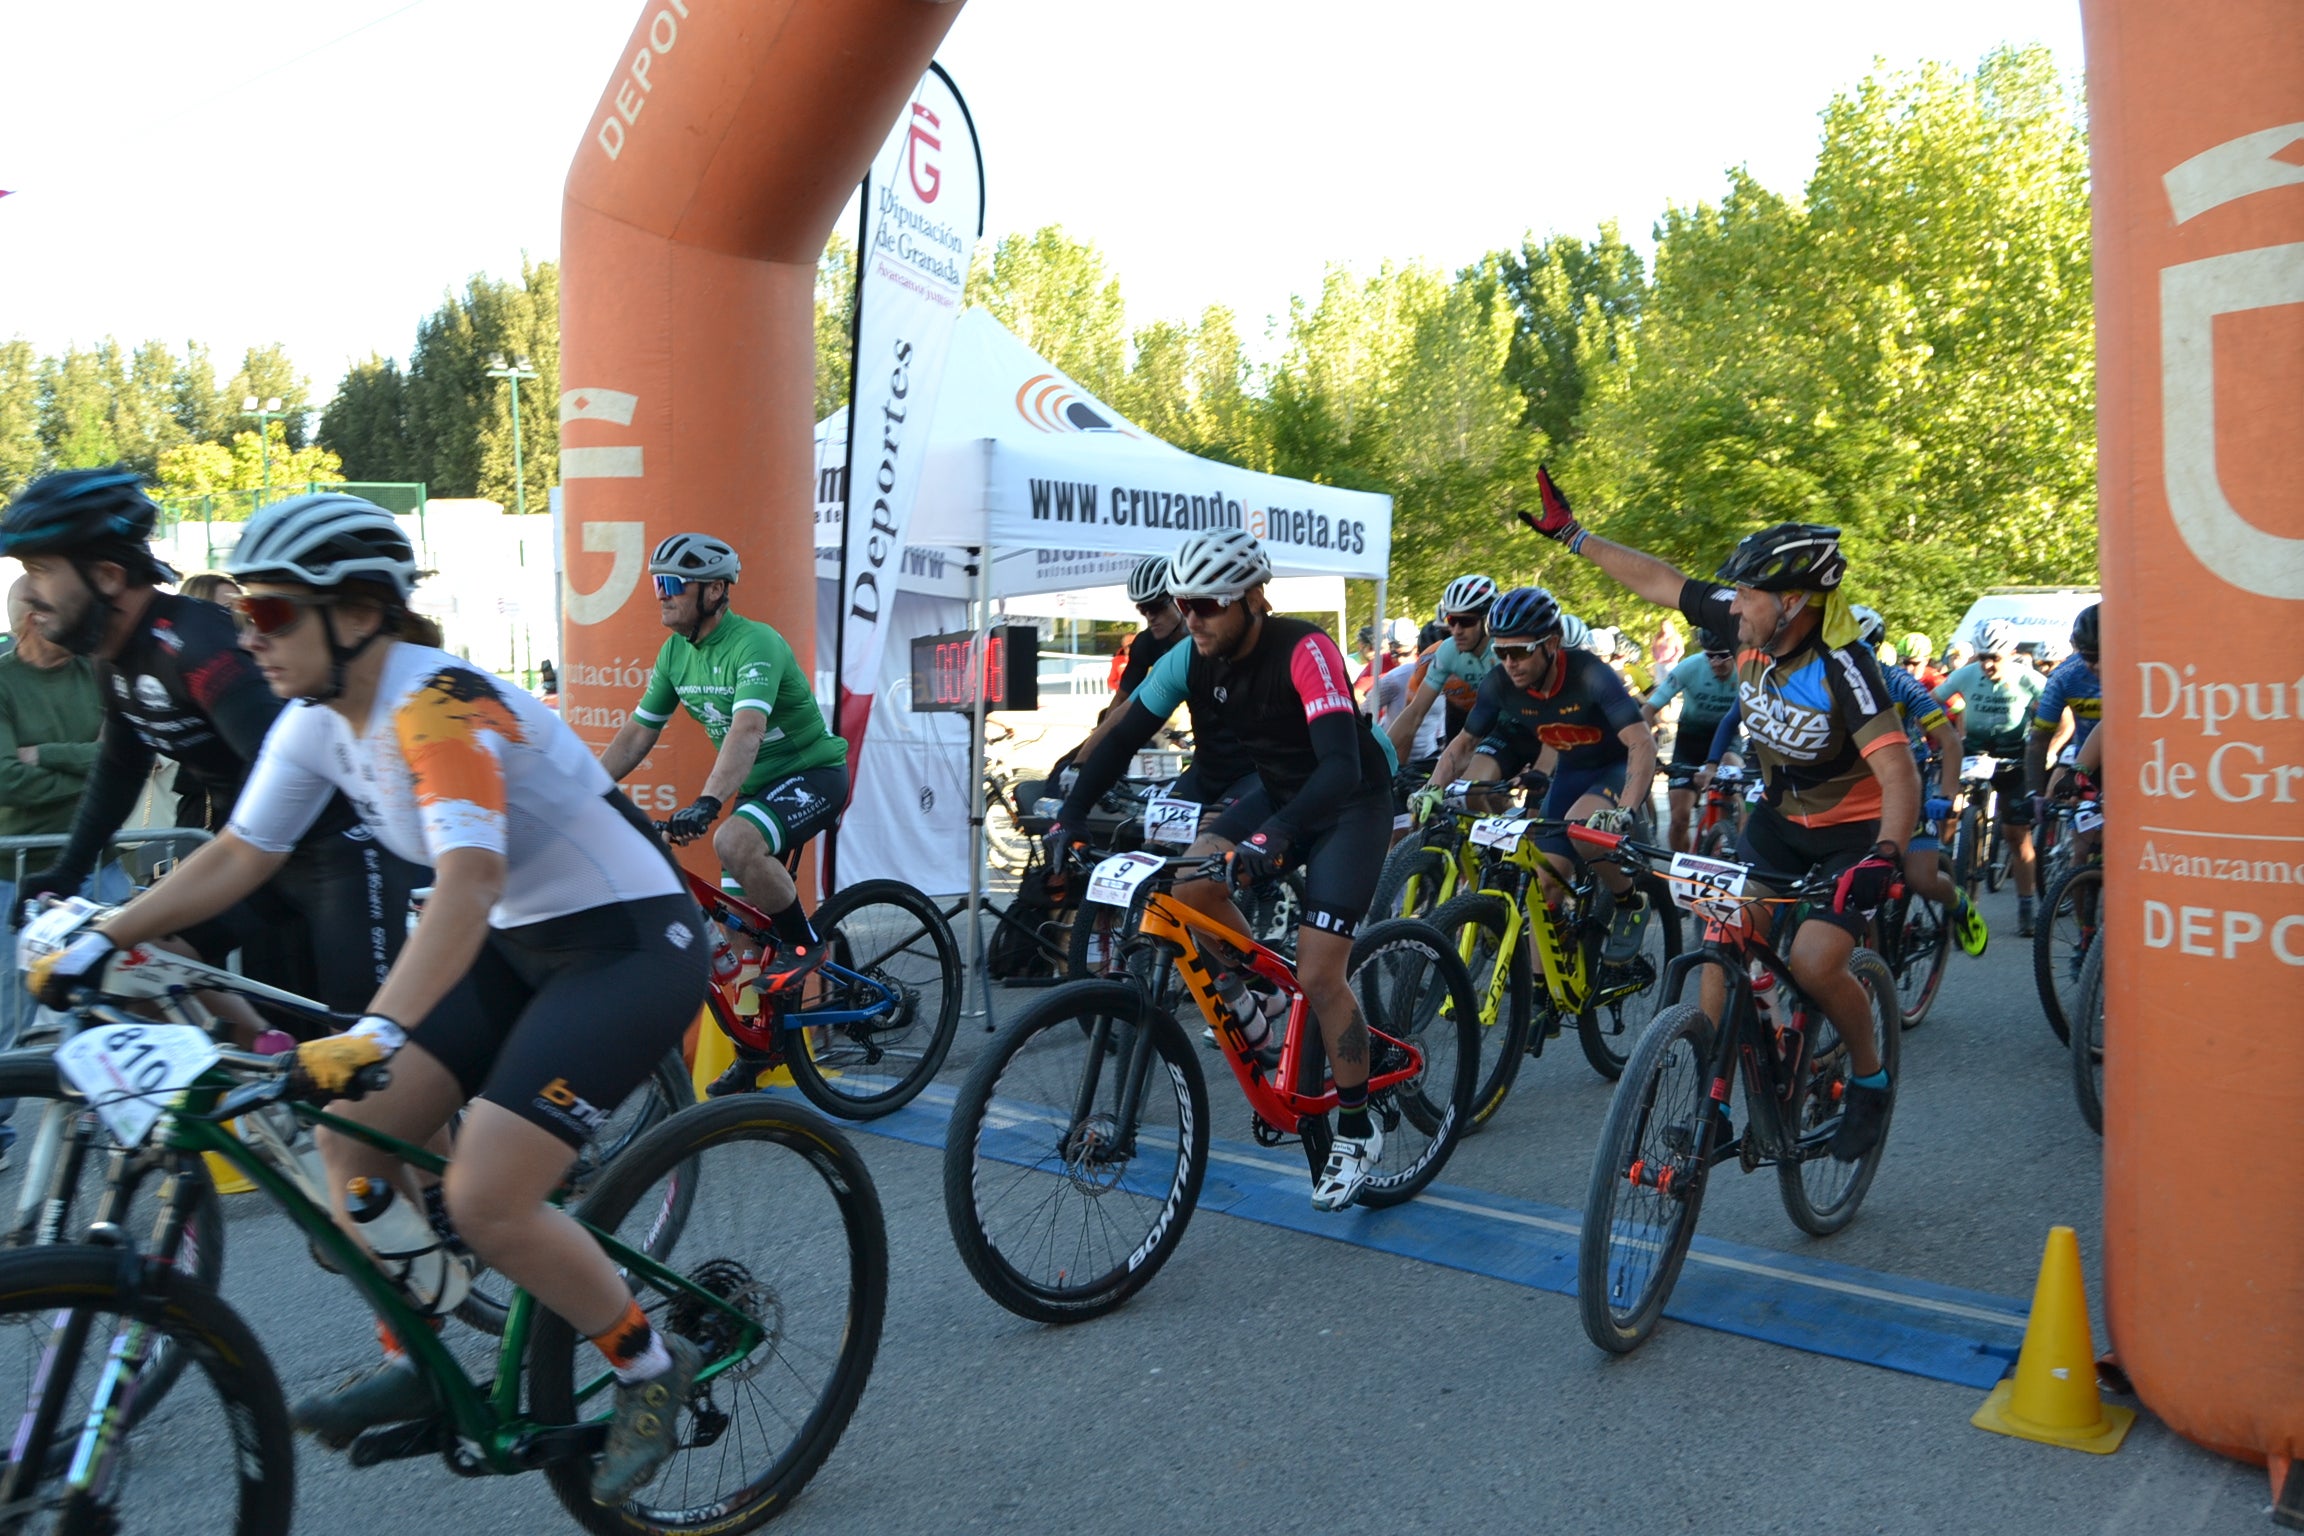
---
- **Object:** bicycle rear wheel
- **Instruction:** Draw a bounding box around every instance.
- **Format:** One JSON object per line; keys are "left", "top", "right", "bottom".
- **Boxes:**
{"left": 2033, "top": 862, "right": 2102, "bottom": 1045}
{"left": 1577, "top": 1002, "right": 1716, "bottom": 1353}
{"left": 1349, "top": 919, "right": 1480, "bottom": 1208}
{"left": 0, "top": 1244, "right": 294, "bottom": 1536}
{"left": 1887, "top": 854, "right": 1953, "bottom": 1028}
{"left": 1579, "top": 876, "right": 1683, "bottom": 1080}
{"left": 2071, "top": 938, "right": 2105, "bottom": 1135}
{"left": 1426, "top": 892, "right": 1531, "bottom": 1131}
{"left": 531, "top": 1098, "right": 888, "bottom": 1536}
{"left": 943, "top": 980, "right": 1209, "bottom": 1323}
{"left": 1777, "top": 949, "right": 1901, "bottom": 1236}
{"left": 780, "top": 878, "right": 960, "bottom": 1118}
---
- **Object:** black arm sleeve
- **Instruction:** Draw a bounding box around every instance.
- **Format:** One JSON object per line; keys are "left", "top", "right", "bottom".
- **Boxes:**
{"left": 196, "top": 656, "right": 284, "bottom": 764}
{"left": 51, "top": 713, "right": 156, "bottom": 876}
{"left": 1678, "top": 577, "right": 1737, "bottom": 640}
{"left": 1262, "top": 709, "right": 1370, "bottom": 848}
{"left": 1056, "top": 699, "right": 1164, "bottom": 826}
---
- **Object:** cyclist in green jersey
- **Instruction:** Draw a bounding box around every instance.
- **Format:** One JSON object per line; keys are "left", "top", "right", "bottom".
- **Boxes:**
{"left": 598, "top": 535, "right": 849, "bottom": 1046}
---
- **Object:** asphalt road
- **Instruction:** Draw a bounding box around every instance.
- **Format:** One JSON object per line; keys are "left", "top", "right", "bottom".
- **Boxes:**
{"left": 33, "top": 871, "right": 2278, "bottom": 1536}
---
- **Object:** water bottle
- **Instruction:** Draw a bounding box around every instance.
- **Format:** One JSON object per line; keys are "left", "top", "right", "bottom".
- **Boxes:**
{"left": 1748, "top": 959, "right": 1779, "bottom": 1031}
{"left": 708, "top": 925, "right": 742, "bottom": 986}
{"left": 344, "top": 1175, "right": 472, "bottom": 1316}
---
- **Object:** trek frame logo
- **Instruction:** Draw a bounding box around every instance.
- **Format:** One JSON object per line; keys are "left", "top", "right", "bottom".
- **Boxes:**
{"left": 906, "top": 103, "right": 942, "bottom": 204}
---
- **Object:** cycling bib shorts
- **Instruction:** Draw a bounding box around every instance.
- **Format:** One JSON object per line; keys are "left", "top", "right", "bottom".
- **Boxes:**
{"left": 734, "top": 763, "right": 849, "bottom": 856}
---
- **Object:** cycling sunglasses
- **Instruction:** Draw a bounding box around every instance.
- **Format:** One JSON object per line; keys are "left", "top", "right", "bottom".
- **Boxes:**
{"left": 1174, "top": 595, "right": 1239, "bottom": 619}
{"left": 231, "top": 592, "right": 337, "bottom": 639}
{"left": 1136, "top": 599, "right": 1174, "bottom": 618}
{"left": 653, "top": 575, "right": 692, "bottom": 599}
{"left": 1492, "top": 642, "right": 1545, "bottom": 661}
{"left": 1703, "top": 649, "right": 1734, "bottom": 661}
{"left": 1445, "top": 611, "right": 1484, "bottom": 629}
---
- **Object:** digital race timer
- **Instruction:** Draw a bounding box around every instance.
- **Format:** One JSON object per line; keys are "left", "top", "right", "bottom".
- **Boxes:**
{"left": 907, "top": 624, "right": 1039, "bottom": 713}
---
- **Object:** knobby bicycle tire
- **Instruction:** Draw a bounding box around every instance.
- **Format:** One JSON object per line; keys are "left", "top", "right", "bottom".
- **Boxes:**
{"left": 1347, "top": 918, "right": 1481, "bottom": 1208}
{"left": 0, "top": 1243, "right": 295, "bottom": 1536}
{"left": 1426, "top": 892, "right": 1532, "bottom": 1130}
{"left": 1368, "top": 835, "right": 1454, "bottom": 924}
{"left": 530, "top": 1097, "right": 889, "bottom": 1536}
{"left": 1776, "top": 949, "right": 1902, "bottom": 1236}
{"left": 943, "top": 980, "right": 1210, "bottom": 1324}
{"left": 1577, "top": 1002, "right": 1715, "bottom": 1354}
{"left": 1953, "top": 805, "right": 1986, "bottom": 900}
{"left": 2071, "top": 938, "right": 2105, "bottom": 1136}
{"left": 2033, "top": 862, "right": 2103, "bottom": 1046}
{"left": 1884, "top": 852, "right": 1954, "bottom": 1029}
{"left": 781, "top": 877, "right": 961, "bottom": 1119}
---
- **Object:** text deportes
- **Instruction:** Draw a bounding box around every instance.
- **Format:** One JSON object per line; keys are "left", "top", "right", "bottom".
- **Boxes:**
{"left": 593, "top": 0, "right": 691, "bottom": 161}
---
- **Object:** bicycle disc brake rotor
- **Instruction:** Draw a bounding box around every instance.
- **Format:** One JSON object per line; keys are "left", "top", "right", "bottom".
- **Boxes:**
{"left": 1059, "top": 1115, "right": 1131, "bottom": 1193}
{"left": 664, "top": 1257, "right": 779, "bottom": 1385}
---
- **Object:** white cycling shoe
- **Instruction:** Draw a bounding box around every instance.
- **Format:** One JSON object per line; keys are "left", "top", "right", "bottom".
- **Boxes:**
{"left": 1311, "top": 1124, "right": 1384, "bottom": 1212}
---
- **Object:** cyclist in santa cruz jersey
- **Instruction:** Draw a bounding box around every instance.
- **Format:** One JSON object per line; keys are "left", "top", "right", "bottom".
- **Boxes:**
{"left": 597, "top": 535, "right": 848, "bottom": 1093}
{"left": 1049, "top": 527, "right": 1397, "bottom": 1211}
{"left": 1522, "top": 467, "right": 1918, "bottom": 1161}
{"left": 1933, "top": 619, "right": 2047, "bottom": 933}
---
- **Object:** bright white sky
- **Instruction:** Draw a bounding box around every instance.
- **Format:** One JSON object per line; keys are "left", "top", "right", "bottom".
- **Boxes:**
{"left": 0, "top": 0, "right": 2082, "bottom": 400}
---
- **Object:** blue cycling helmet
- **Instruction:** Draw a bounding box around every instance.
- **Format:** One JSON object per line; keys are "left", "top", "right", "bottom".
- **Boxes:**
{"left": 1487, "top": 586, "right": 1563, "bottom": 641}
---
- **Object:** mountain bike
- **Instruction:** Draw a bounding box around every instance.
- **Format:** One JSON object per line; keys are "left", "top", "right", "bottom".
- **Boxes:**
{"left": 1872, "top": 842, "right": 1953, "bottom": 1030}
{"left": 1367, "top": 795, "right": 1485, "bottom": 923}
{"left": 1425, "top": 804, "right": 1681, "bottom": 1124}
{"left": 664, "top": 849, "right": 959, "bottom": 1117}
{"left": 1574, "top": 827, "right": 1902, "bottom": 1354}
{"left": 1064, "top": 786, "right": 1306, "bottom": 981}
{"left": 2070, "top": 935, "right": 2105, "bottom": 1134}
{"left": 2032, "top": 796, "right": 2104, "bottom": 1045}
{"left": 943, "top": 851, "right": 1479, "bottom": 1323}
{"left": 1692, "top": 763, "right": 1755, "bottom": 859}
{"left": 0, "top": 991, "right": 886, "bottom": 1533}
{"left": 1950, "top": 753, "right": 2014, "bottom": 900}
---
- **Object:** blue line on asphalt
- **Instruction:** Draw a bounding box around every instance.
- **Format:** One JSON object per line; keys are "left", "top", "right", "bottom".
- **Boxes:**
{"left": 835, "top": 1085, "right": 2028, "bottom": 1390}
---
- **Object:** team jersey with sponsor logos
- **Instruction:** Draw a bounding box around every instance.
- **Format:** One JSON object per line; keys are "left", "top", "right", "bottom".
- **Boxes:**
{"left": 1679, "top": 581, "right": 1906, "bottom": 829}
{"left": 632, "top": 613, "right": 846, "bottom": 793}
{"left": 229, "top": 643, "right": 681, "bottom": 927}
{"left": 1646, "top": 653, "right": 1741, "bottom": 733}
{"left": 1128, "top": 640, "right": 1260, "bottom": 789}
{"left": 1411, "top": 636, "right": 1496, "bottom": 716}
{"left": 2029, "top": 654, "right": 2101, "bottom": 746}
{"left": 1464, "top": 649, "right": 1643, "bottom": 772}
{"left": 1159, "top": 616, "right": 1390, "bottom": 814}
{"left": 1931, "top": 660, "right": 2045, "bottom": 753}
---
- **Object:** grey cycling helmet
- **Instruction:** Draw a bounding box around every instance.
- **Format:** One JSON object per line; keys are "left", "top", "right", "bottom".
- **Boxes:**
{"left": 1168, "top": 527, "right": 1272, "bottom": 599}
{"left": 1440, "top": 573, "right": 1498, "bottom": 618}
{"left": 227, "top": 493, "right": 419, "bottom": 599}
{"left": 650, "top": 532, "right": 740, "bottom": 584}
{"left": 1558, "top": 612, "right": 1593, "bottom": 651}
{"left": 1126, "top": 555, "right": 1172, "bottom": 606}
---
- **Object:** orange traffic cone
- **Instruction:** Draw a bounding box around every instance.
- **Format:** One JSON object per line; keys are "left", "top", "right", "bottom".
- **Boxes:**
{"left": 1972, "top": 1225, "right": 2135, "bottom": 1453}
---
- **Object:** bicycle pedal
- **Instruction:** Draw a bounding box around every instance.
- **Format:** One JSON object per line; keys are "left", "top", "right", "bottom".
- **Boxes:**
{"left": 347, "top": 1415, "right": 450, "bottom": 1468}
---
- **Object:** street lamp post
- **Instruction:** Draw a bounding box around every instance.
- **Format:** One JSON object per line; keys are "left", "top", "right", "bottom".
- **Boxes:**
{"left": 484, "top": 355, "right": 540, "bottom": 518}
{"left": 241, "top": 395, "right": 284, "bottom": 512}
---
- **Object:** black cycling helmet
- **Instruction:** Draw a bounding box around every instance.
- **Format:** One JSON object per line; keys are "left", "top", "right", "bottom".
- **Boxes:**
{"left": 1417, "top": 621, "right": 1449, "bottom": 652}
{"left": 2070, "top": 602, "right": 2100, "bottom": 659}
{"left": 0, "top": 466, "right": 179, "bottom": 653}
{"left": 1698, "top": 627, "right": 1735, "bottom": 656}
{"left": 1487, "top": 585, "right": 1563, "bottom": 641}
{"left": 1715, "top": 523, "right": 1846, "bottom": 593}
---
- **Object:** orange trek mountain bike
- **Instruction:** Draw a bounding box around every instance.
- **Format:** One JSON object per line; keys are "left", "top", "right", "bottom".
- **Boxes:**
{"left": 943, "top": 851, "right": 1480, "bottom": 1322}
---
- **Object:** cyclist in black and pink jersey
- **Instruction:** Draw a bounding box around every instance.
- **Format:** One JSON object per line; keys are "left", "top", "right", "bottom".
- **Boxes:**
{"left": 1049, "top": 527, "right": 1396, "bottom": 1211}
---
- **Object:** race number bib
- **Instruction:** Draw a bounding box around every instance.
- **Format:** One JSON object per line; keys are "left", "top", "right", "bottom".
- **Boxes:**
{"left": 1086, "top": 851, "right": 1165, "bottom": 909}
{"left": 2073, "top": 802, "right": 2104, "bottom": 834}
{"left": 15, "top": 897, "right": 103, "bottom": 973}
{"left": 1962, "top": 754, "right": 1999, "bottom": 779}
{"left": 1667, "top": 852, "right": 1751, "bottom": 924}
{"left": 1143, "top": 797, "right": 1201, "bottom": 849}
{"left": 1468, "top": 815, "right": 1533, "bottom": 851}
{"left": 55, "top": 1023, "right": 220, "bottom": 1147}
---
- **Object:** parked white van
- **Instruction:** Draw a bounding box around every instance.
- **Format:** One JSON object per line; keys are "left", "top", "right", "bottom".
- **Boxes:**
{"left": 1948, "top": 586, "right": 2099, "bottom": 658}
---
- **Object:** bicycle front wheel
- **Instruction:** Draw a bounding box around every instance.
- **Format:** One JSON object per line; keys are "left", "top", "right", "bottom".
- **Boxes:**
{"left": 2033, "top": 862, "right": 2102, "bottom": 1045}
{"left": 1777, "top": 949, "right": 1902, "bottom": 1236}
{"left": 1952, "top": 805, "right": 1985, "bottom": 900}
{"left": 1577, "top": 1002, "right": 1716, "bottom": 1354}
{"left": 781, "top": 877, "right": 961, "bottom": 1118}
{"left": 1426, "top": 893, "right": 1532, "bottom": 1131}
{"left": 2071, "top": 938, "right": 2105, "bottom": 1135}
{"left": 531, "top": 1098, "right": 888, "bottom": 1536}
{"left": 1368, "top": 834, "right": 1454, "bottom": 923}
{"left": 943, "top": 981, "right": 1210, "bottom": 1323}
{"left": 1349, "top": 918, "right": 1480, "bottom": 1208}
{"left": 0, "top": 1244, "right": 294, "bottom": 1536}
{"left": 1888, "top": 853, "right": 1953, "bottom": 1028}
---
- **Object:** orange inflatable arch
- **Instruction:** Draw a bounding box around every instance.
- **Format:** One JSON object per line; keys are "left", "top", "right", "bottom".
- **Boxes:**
{"left": 553, "top": 0, "right": 2303, "bottom": 1483}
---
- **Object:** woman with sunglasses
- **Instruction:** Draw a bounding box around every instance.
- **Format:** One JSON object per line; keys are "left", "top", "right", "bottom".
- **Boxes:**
{"left": 0, "top": 471, "right": 424, "bottom": 1033}
{"left": 32, "top": 493, "right": 710, "bottom": 1501}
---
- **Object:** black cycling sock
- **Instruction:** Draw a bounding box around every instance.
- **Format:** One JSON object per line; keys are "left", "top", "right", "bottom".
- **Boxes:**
{"left": 769, "top": 901, "right": 820, "bottom": 950}
{"left": 1335, "top": 1081, "right": 1371, "bottom": 1140}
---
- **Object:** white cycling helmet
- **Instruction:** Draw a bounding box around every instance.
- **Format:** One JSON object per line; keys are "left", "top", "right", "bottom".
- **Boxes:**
{"left": 1168, "top": 527, "right": 1272, "bottom": 598}
{"left": 1126, "top": 555, "right": 1172, "bottom": 606}
{"left": 227, "top": 493, "right": 419, "bottom": 599}
{"left": 1975, "top": 618, "right": 2017, "bottom": 655}
{"left": 1850, "top": 604, "right": 1886, "bottom": 648}
{"left": 1440, "top": 573, "right": 1498, "bottom": 617}
{"left": 1388, "top": 616, "right": 1419, "bottom": 648}
{"left": 650, "top": 532, "right": 740, "bottom": 584}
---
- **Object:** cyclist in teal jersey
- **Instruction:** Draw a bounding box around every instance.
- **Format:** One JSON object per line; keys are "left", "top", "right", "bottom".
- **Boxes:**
{"left": 598, "top": 535, "right": 848, "bottom": 1046}
{"left": 1643, "top": 631, "right": 1741, "bottom": 853}
{"left": 1933, "top": 618, "right": 2046, "bottom": 932}
{"left": 1385, "top": 573, "right": 1497, "bottom": 758}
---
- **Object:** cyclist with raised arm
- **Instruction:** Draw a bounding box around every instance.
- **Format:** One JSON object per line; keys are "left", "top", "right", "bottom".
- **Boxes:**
{"left": 1384, "top": 574, "right": 1498, "bottom": 760}
{"left": 596, "top": 535, "right": 847, "bottom": 1092}
{"left": 1417, "top": 586, "right": 1658, "bottom": 960}
{"left": 1521, "top": 468, "right": 1917, "bottom": 1160}
{"left": 1933, "top": 618, "right": 2046, "bottom": 933}
{"left": 1046, "top": 528, "right": 1397, "bottom": 1211}
{"left": 1643, "top": 629, "right": 1741, "bottom": 854}
{"left": 29, "top": 496, "right": 707, "bottom": 1503}
{"left": 1, "top": 472, "right": 423, "bottom": 1032}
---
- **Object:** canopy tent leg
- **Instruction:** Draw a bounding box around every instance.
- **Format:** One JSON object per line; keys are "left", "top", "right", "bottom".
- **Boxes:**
{"left": 963, "top": 545, "right": 1002, "bottom": 1033}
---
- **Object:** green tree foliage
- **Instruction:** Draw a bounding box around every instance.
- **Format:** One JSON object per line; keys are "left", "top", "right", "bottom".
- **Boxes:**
{"left": 0, "top": 341, "right": 48, "bottom": 497}
{"left": 966, "top": 226, "right": 1129, "bottom": 402}
{"left": 1492, "top": 222, "right": 1645, "bottom": 449}
{"left": 317, "top": 356, "right": 414, "bottom": 482}
{"left": 224, "top": 344, "right": 314, "bottom": 450}
{"left": 154, "top": 424, "right": 343, "bottom": 505}
{"left": 37, "top": 346, "right": 122, "bottom": 471}
{"left": 814, "top": 232, "right": 857, "bottom": 422}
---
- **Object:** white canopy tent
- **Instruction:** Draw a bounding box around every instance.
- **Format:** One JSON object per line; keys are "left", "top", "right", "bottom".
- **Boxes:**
{"left": 813, "top": 308, "right": 1393, "bottom": 900}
